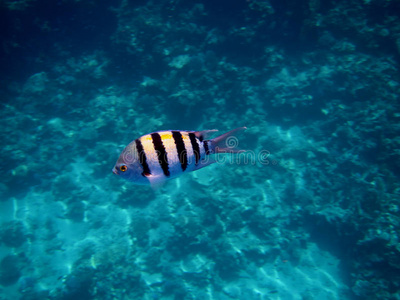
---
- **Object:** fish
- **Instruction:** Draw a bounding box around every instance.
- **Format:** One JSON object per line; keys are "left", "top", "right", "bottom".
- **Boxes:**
{"left": 112, "top": 127, "right": 247, "bottom": 186}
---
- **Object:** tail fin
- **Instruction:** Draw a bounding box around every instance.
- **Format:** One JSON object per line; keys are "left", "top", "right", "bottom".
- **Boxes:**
{"left": 209, "top": 127, "right": 247, "bottom": 154}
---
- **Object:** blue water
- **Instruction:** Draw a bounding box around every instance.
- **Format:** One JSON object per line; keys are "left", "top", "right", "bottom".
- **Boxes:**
{"left": 1, "top": 1, "right": 399, "bottom": 299}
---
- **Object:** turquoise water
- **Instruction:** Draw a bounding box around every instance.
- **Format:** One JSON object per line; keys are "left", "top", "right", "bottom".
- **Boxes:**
{"left": 1, "top": 1, "right": 400, "bottom": 299}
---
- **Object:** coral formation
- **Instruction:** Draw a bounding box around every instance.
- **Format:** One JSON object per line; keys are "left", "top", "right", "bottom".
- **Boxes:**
{"left": 1, "top": 0, "right": 399, "bottom": 299}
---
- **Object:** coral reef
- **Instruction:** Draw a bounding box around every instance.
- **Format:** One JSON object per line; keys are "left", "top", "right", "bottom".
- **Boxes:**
{"left": 0, "top": 0, "right": 399, "bottom": 299}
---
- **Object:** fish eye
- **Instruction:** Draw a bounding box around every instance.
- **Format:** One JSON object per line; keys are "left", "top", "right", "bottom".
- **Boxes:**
{"left": 119, "top": 165, "right": 128, "bottom": 172}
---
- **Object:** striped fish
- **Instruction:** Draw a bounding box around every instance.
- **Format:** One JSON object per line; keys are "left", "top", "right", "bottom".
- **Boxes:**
{"left": 112, "top": 127, "right": 246, "bottom": 186}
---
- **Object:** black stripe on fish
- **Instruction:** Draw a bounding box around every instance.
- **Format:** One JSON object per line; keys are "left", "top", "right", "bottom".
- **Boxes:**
{"left": 172, "top": 131, "right": 188, "bottom": 171}
{"left": 151, "top": 133, "right": 170, "bottom": 177}
{"left": 203, "top": 140, "right": 211, "bottom": 155}
{"left": 135, "top": 139, "right": 151, "bottom": 177}
{"left": 188, "top": 132, "right": 200, "bottom": 165}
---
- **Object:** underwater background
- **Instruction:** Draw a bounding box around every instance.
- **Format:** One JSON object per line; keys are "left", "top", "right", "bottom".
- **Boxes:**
{"left": 1, "top": 0, "right": 400, "bottom": 299}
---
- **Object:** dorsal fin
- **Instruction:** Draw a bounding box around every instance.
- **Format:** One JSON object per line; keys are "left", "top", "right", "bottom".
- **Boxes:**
{"left": 193, "top": 129, "right": 218, "bottom": 141}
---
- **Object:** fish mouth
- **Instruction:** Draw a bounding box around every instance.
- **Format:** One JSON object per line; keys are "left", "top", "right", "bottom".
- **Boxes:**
{"left": 112, "top": 167, "right": 119, "bottom": 175}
